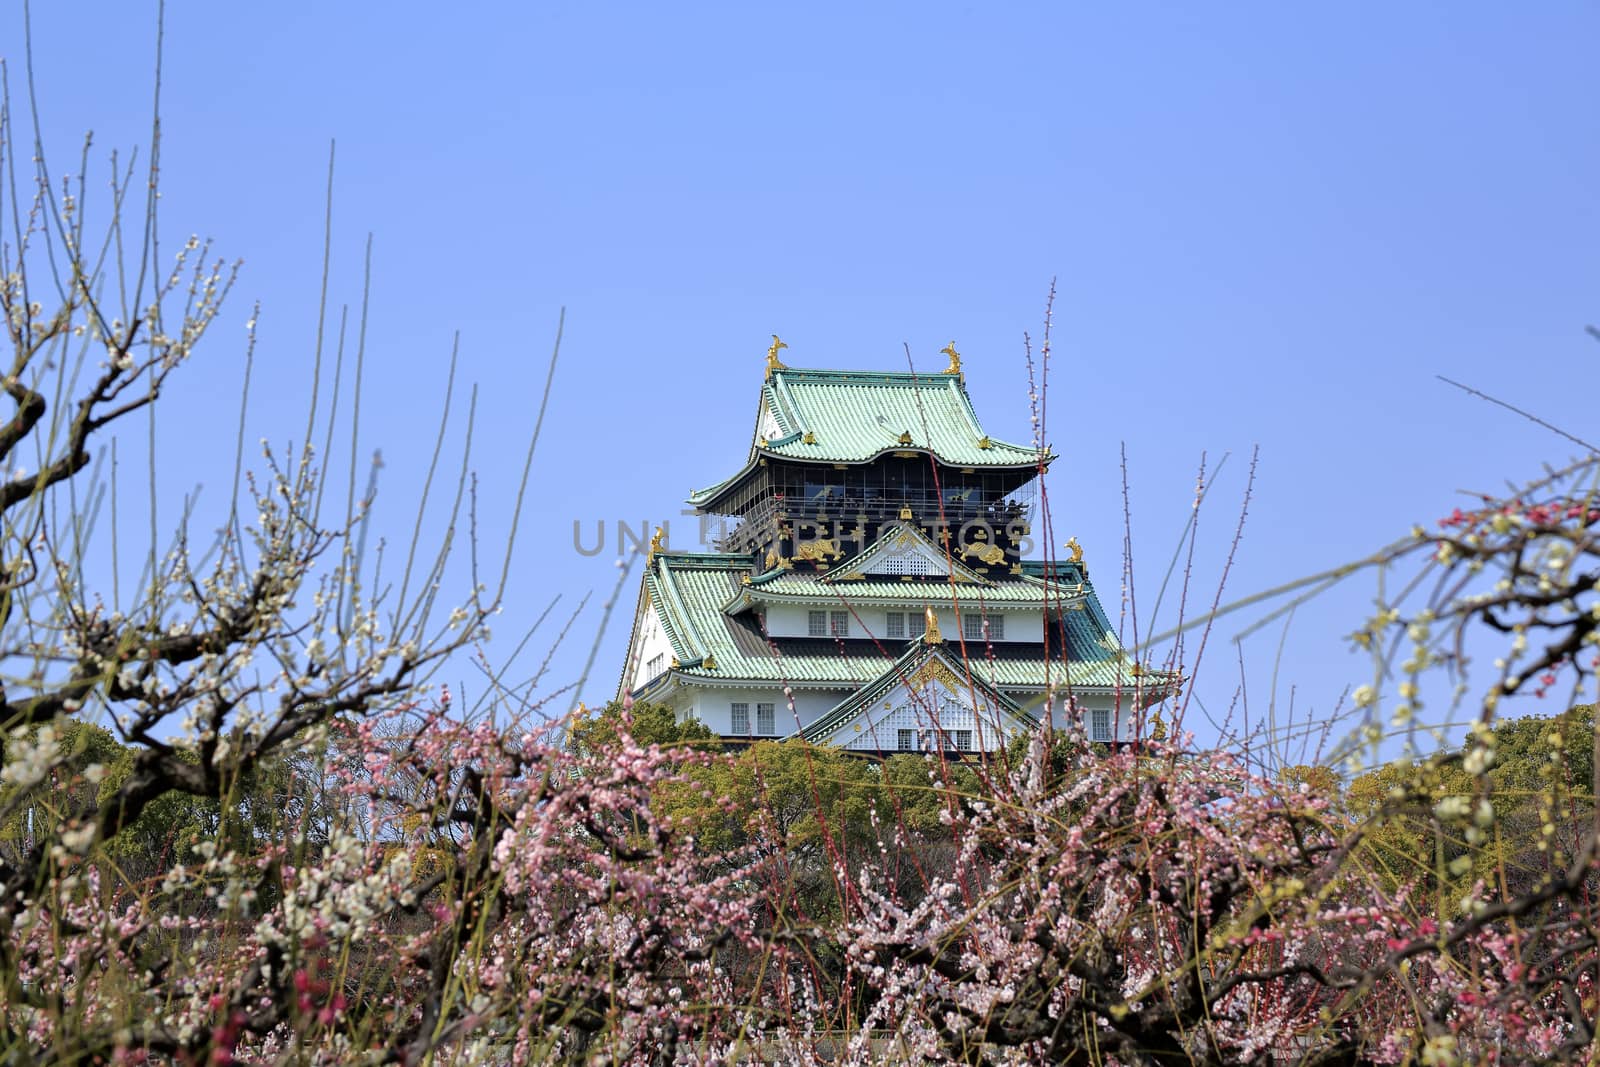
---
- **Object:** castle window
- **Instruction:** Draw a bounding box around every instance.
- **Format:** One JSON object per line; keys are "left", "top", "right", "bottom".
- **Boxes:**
{"left": 757, "top": 702, "right": 775, "bottom": 735}
{"left": 961, "top": 614, "right": 1004, "bottom": 642}
{"left": 886, "top": 611, "right": 926, "bottom": 639}
{"left": 830, "top": 611, "right": 850, "bottom": 636}
{"left": 645, "top": 653, "right": 665, "bottom": 679}
{"left": 953, "top": 729, "right": 973, "bottom": 751}
{"left": 897, "top": 729, "right": 914, "bottom": 751}
{"left": 808, "top": 611, "right": 828, "bottom": 636}
{"left": 1091, "top": 708, "right": 1112, "bottom": 742}
{"left": 731, "top": 702, "right": 750, "bottom": 735}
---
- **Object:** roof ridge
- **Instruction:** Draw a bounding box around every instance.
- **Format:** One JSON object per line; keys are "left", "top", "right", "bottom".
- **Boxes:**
{"left": 774, "top": 365, "right": 956, "bottom": 378}
{"left": 652, "top": 551, "right": 750, "bottom": 564}
{"left": 799, "top": 641, "right": 1037, "bottom": 743}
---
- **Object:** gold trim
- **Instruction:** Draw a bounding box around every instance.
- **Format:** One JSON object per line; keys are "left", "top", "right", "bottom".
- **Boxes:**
{"left": 702, "top": 654, "right": 718, "bottom": 670}
{"left": 909, "top": 657, "right": 962, "bottom": 693}
{"left": 897, "top": 431, "right": 913, "bottom": 446}
{"left": 977, "top": 435, "right": 993, "bottom": 450}
{"left": 794, "top": 539, "right": 842, "bottom": 563}
{"left": 765, "top": 335, "right": 788, "bottom": 378}
{"left": 961, "top": 542, "right": 1006, "bottom": 565}
{"left": 940, "top": 341, "right": 962, "bottom": 376}
{"left": 802, "top": 431, "right": 816, "bottom": 444}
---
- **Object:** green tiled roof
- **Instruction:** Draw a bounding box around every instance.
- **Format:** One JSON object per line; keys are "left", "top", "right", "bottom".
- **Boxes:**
{"left": 688, "top": 367, "right": 1052, "bottom": 507}
{"left": 631, "top": 551, "right": 1176, "bottom": 697}
{"left": 800, "top": 642, "right": 1038, "bottom": 743}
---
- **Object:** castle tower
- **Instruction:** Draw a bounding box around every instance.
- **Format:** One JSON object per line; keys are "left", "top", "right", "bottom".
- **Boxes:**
{"left": 617, "top": 340, "right": 1169, "bottom": 754}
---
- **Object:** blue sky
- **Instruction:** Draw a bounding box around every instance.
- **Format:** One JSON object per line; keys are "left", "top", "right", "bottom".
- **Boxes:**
{"left": 8, "top": 3, "right": 1598, "bottom": 756}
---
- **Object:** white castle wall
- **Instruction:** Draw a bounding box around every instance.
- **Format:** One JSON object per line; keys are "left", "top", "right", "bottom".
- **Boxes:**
{"left": 625, "top": 604, "right": 676, "bottom": 693}
{"left": 759, "top": 603, "right": 1043, "bottom": 644}
{"left": 680, "top": 687, "right": 845, "bottom": 738}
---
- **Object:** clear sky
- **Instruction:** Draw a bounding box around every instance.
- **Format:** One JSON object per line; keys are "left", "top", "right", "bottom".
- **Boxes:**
{"left": 7, "top": 3, "right": 1597, "bottom": 756}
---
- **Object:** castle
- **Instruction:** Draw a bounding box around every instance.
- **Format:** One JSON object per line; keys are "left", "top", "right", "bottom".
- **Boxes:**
{"left": 617, "top": 339, "right": 1168, "bottom": 753}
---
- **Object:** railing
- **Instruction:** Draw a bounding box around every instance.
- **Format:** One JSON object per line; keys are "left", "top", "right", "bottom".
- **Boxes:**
{"left": 713, "top": 493, "right": 1031, "bottom": 552}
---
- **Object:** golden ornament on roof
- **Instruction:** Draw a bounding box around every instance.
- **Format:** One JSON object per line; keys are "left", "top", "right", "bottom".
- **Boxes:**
{"left": 794, "top": 538, "right": 842, "bottom": 562}
{"left": 647, "top": 525, "right": 665, "bottom": 563}
{"left": 1066, "top": 536, "right": 1084, "bottom": 564}
{"left": 962, "top": 542, "right": 1005, "bottom": 566}
{"left": 941, "top": 341, "right": 962, "bottom": 376}
{"left": 923, "top": 607, "right": 943, "bottom": 644}
{"left": 765, "top": 335, "right": 789, "bottom": 378}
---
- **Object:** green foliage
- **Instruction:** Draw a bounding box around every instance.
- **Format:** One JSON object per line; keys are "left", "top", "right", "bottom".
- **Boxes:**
{"left": 1346, "top": 704, "right": 1597, "bottom": 912}
{"left": 1003, "top": 727, "right": 1090, "bottom": 787}
{"left": 1, "top": 721, "right": 123, "bottom": 861}
{"left": 878, "top": 753, "right": 984, "bottom": 838}
{"left": 668, "top": 741, "right": 878, "bottom": 860}
{"left": 1278, "top": 763, "right": 1342, "bottom": 801}
{"left": 1, "top": 719, "right": 323, "bottom": 886}
{"left": 566, "top": 700, "right": 716, "bottom": 759}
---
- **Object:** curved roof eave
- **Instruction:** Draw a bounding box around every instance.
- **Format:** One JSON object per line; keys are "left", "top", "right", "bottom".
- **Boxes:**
{"left": 687, "top": 444, "right": 1055, "bottom": 510}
